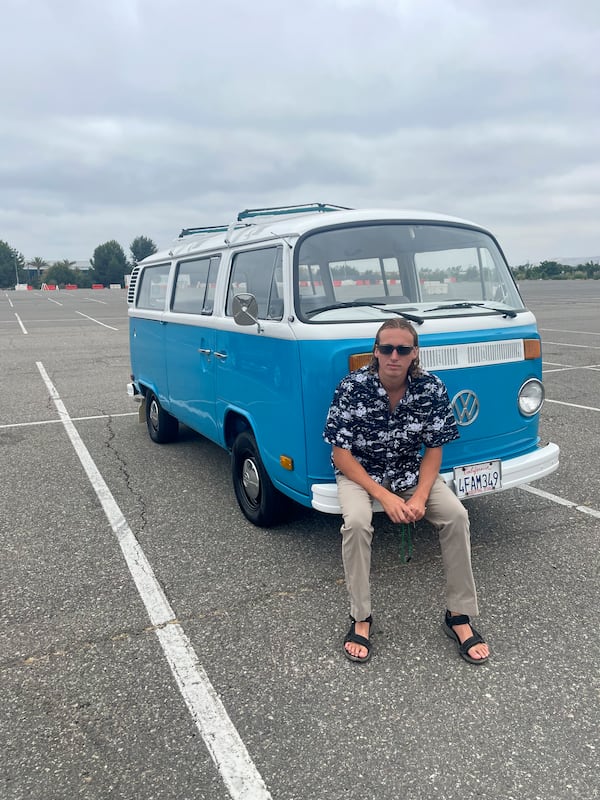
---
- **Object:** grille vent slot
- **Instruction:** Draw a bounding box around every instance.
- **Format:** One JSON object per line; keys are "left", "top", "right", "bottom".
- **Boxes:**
{"left": 420, "top": 339, "right": 524, "bottom": 371}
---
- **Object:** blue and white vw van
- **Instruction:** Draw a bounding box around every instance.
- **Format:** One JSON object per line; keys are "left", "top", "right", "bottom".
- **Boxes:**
{"left": 127, "top": 203, "right": 559, "bottom": 526}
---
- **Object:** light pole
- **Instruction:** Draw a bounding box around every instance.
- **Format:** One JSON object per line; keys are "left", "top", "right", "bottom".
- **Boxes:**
{"left": 14, "top": 255, "right": 19, "bottom": 286}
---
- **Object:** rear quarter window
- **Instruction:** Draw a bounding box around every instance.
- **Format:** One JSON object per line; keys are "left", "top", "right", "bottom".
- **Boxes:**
{"left": 136, "top": 264, "right": 171, "bottom": 310}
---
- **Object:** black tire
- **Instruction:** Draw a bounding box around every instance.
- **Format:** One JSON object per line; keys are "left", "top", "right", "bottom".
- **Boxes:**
{"left": 231, "top": 431, "right": 286, "bottom": 527}
{"left": 145, "top": 391, "right": 179, "bottom": 443}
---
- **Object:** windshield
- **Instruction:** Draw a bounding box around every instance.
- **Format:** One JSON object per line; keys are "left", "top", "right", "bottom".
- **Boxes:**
{"left": 294, "top": 222, "right": 524, "bottom": 321}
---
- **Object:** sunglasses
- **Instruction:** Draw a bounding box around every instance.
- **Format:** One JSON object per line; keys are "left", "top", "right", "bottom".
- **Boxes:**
{"left": 376, "top": 344, "right": 415, "bottom": 356}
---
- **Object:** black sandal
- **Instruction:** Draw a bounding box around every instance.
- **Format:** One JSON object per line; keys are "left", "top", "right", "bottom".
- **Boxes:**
{"left": 443, "top": 610, "right": 489, "bottom": 665}
{"left": 343, "top": 615, "right": 373, "bottom": 663}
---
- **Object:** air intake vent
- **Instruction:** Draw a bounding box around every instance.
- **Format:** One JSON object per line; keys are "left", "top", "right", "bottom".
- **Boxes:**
{"left": 127, "top": 265, "right": 141, "bottom": 305}
{"left": 421, "top": 339, "right": 524, "bottom": 371}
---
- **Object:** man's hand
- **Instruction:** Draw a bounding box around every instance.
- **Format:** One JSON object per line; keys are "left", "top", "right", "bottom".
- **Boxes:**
{"left": 379, "top": 490, "right": 419, "bottom": 524}
{"left": 404, "top": 494, "right": 427, "bottom": 521}
{"left": 332, "top": 445, "right": 432, "bottom": 525}
{"left": 379, "top": 490, "right": 428, "bottom": 524}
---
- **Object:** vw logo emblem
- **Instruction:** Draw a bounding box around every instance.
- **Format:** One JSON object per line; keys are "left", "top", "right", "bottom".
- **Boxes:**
{"left": 451, "top": 390, "right": 479, "bottom": 426}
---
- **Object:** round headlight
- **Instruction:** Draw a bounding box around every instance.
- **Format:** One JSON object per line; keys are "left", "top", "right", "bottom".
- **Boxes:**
{"left": 518, "top": 378, "right": 545, "bottom": 416}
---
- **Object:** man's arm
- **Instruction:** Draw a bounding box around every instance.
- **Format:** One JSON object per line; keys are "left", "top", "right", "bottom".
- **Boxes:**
{"left": 404, "top": 446, "right": 442, "bottom": 518}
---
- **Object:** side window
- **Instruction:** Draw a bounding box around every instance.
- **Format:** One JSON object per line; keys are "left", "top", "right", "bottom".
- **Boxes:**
{"left": 172, "top": 255, "right": 221, "bottom": 315}
{"left": 227, "top": 247, "right": 284, "bottom": 320}
{"left": 136, "top": 264, "right": 171, "bottom": 310}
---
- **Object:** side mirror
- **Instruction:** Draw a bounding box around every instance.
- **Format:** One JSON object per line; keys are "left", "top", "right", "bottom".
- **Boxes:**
{"left": 232, "top": 293, "right": 263, "bottom": 333}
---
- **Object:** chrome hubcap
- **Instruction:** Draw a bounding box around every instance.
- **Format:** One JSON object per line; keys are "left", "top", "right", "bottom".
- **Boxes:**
{"left": 149, "top": 399, "right": 159, "bottom": 428}
{"left": 242, "top": 458, "right": 260, "bottom": 501}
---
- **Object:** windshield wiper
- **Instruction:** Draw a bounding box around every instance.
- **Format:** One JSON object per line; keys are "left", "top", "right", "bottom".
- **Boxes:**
{"left": 304, "top": 301, "right": 424, "bottom": 324}
{"left": 423, "top": 301, "right": 517, "bottom": 319}
{"left": 384, "top": 307, "right": 424, "bottom": 324}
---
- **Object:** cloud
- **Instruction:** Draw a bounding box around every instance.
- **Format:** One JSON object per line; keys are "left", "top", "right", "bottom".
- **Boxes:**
{"left": 1, "top": 0, "right": 599, "bottom": 263}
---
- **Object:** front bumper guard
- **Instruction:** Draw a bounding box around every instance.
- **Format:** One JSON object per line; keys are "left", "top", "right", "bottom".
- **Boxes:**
{"left": 311, "top": 441, "right": 560, "bottom": 514}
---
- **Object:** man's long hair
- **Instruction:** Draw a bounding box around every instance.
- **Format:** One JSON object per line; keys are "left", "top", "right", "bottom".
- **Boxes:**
{"left": 369, "top": 318, "right": 422, "bottom": 377}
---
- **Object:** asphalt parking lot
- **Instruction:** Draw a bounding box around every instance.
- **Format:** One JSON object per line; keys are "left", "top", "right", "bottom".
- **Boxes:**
{"left": 1, "top": 281, "right": 599, "bottom": 800}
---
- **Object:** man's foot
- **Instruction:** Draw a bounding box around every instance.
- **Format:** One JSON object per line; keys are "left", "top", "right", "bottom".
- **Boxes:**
{"left": 444, "top": 610, "right": 489, "bottom": 664}
{"left": 343, "top": 616, "right": 373, "bottom": 663}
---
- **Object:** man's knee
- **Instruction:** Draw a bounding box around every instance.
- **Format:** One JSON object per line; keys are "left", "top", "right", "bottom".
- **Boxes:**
{"left": 341, "top": 508, "right": 374, "bottom": 537}
{"left": 434, "top": 483, "right": 469, "bottom": 525}
{"left": 452, "top": 500, "right": 469, "bottom": 526}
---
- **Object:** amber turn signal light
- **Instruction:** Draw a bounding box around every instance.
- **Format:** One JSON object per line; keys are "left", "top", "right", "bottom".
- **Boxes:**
{"left": 349, "top": 352, "right": 372, "bottom": 371}
{"left": 523, "top": 339, "right": 541, "bottom": 360}
{"left": 280, "top": 455, "right": 294, "bottom": 471}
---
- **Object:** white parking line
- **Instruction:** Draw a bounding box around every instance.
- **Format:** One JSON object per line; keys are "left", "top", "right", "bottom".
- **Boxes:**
{"left": 545, "top": 398, "right": 600, "bottom": 412}
{"left": 520, "top": 485, "right": 600, "bottom": 519}
{"left": 543, "top": 340, "right": 600, "bottom": 350}
{"left": 0, "top": 412, "right": 137, "bottom": 430}
{"left": 2, "top": 317, "right": 123, "bottom": 324}
{"left": 543, "top": 364, "right": 600, "bottom": 373}
{"left": 540, "top": 328, "right": 600, "bottom": 337}
{"left": 35, "top": 361, "right": 272, "bottom": 800}
{"left": 75, "top": 311, "right": 119, "bottom": 331}
{"left": 14, "top": 313, "right": 28, "bottom": 334}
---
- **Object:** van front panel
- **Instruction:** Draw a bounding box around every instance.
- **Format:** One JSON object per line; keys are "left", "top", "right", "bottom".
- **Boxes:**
{"left": 299, "top": 322, "right": 544, "bottom": 490}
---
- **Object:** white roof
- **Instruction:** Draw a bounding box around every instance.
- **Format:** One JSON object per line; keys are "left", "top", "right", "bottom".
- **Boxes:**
{"left": 142, "top": 207, "right": 488, "bottom": 265}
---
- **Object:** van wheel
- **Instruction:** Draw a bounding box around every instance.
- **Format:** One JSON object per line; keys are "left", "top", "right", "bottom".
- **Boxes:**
{"left": 231, "top": 431, "right": 284, "bottom": 527}
{"left": 145, "top": 391, "right": 179, "bottom": 443}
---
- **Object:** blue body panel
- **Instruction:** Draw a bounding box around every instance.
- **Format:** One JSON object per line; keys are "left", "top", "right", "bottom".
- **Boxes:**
{"left": 130, "top": 314, "right": 545, "bottom": 509}
{"left": 164, "top": 320, "right": 218, "bottom": 442}
{"left": 212, "top": 328, "right": 309, "bottom": 499}
{"left": 129, "top": 317, "right": 169, "bottom": 406}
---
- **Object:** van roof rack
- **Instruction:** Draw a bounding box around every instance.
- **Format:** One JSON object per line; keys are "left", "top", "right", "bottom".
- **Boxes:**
{"left": 178, "top": 203, "right": 352, "bottom": 239}
{"left": 178, "top": 224, "right": 231, "bottom": 238}
{"left": 237, "top": 203, "right": 352, "bottom": 221}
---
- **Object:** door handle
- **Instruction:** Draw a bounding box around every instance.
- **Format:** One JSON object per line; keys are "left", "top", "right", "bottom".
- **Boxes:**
{"left": 197, "top": 348, "right": 212, "bottom": 355}
{"left": 214, "top": 351, "right": 227, "bottom": 360}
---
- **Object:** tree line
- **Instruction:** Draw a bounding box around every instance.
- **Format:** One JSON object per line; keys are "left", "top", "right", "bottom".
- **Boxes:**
{"left": 0, "top": 236, "right": 158, "bottom": 290}
{"left": 511, "top": 260, "right": 600, "bottom": 280}
{"left": 2, "top": 237, "right": 599, "bottom": 290}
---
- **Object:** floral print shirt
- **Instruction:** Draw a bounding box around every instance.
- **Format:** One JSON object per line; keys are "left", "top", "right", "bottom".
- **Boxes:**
{"left": 323, "top": 365, "right": 459, "bottom": 492}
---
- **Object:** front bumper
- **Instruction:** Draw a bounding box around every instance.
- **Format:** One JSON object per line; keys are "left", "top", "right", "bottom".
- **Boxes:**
{"left": 310, "top": 441, "right": 560, "bottom": 514}
{"left": 127, "top": 381, "right": 141, "bottom": 399}
{"left": 127, "top": 381, "right": 146, "bottom": 423}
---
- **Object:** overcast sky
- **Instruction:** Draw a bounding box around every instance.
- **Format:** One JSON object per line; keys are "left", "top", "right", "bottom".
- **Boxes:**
{"left": 1, "top": 0, "right": 599, "bottom": 265}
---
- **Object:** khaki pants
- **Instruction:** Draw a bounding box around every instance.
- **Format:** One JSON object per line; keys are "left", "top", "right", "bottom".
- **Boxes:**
{"left": 336, "top": 475, "right": 479, "bottom": 621}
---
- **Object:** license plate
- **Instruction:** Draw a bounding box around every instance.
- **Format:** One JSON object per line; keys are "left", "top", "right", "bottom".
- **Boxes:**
{"left": 453, "top": 460, "right": 502, "bottom": 498}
